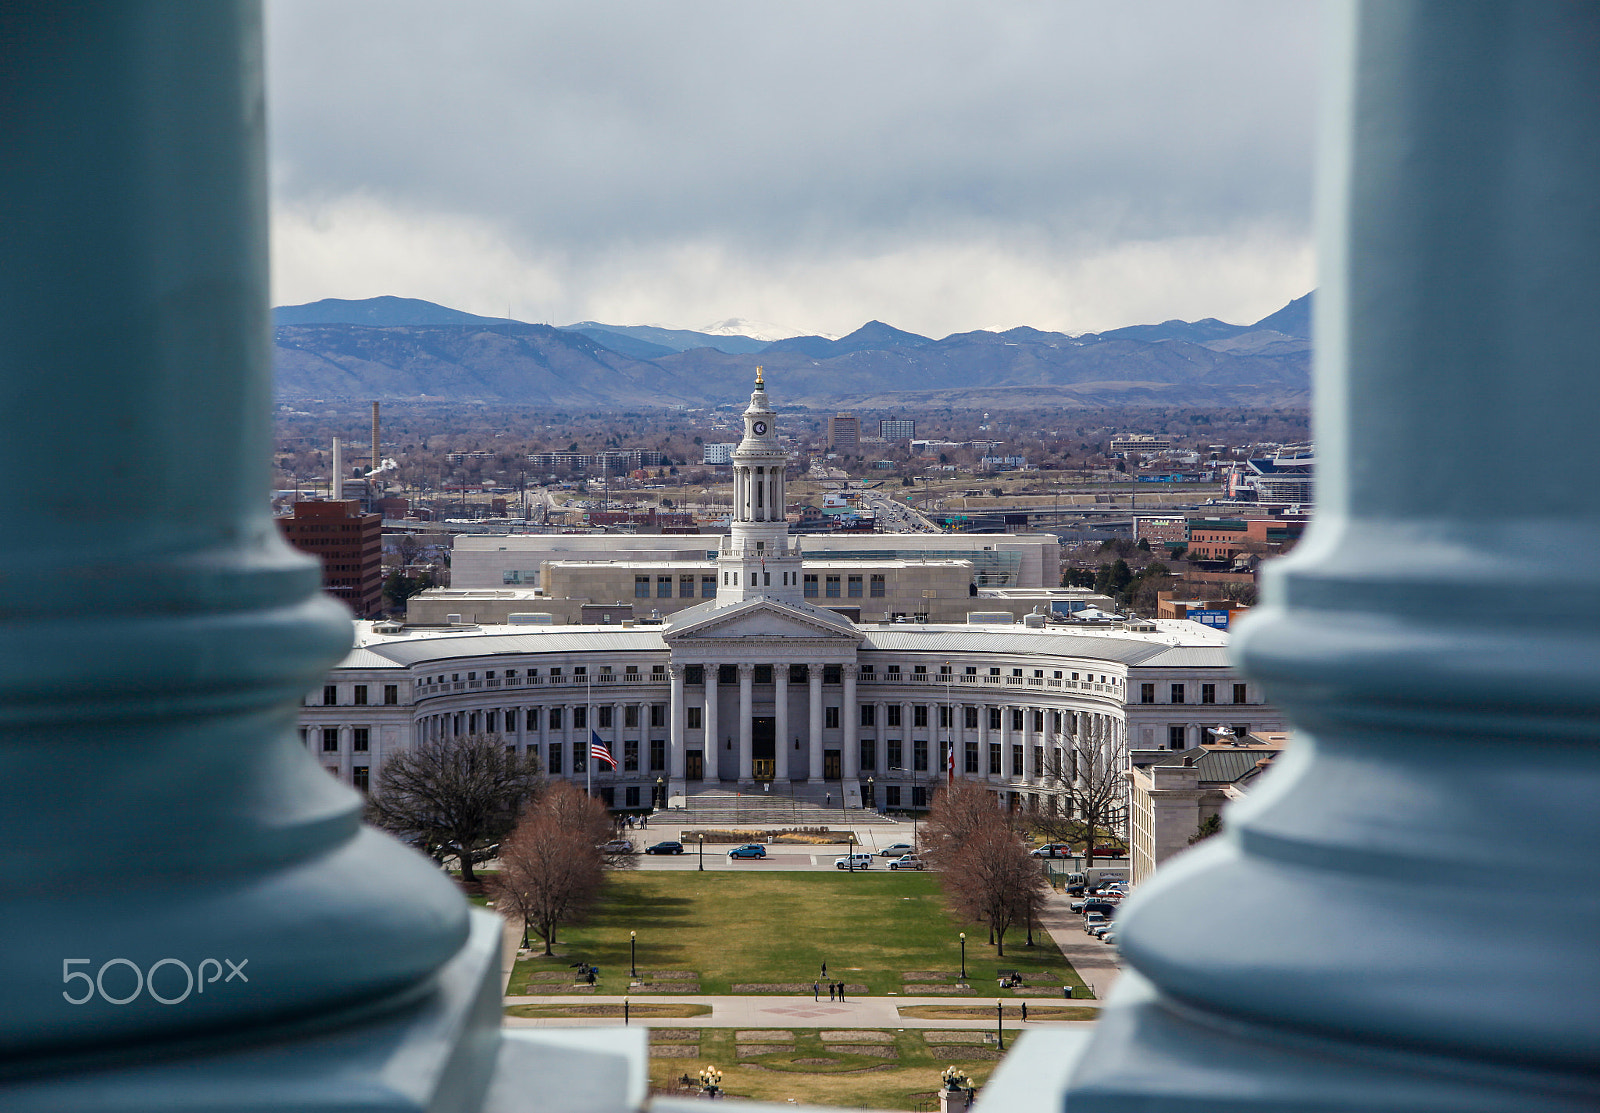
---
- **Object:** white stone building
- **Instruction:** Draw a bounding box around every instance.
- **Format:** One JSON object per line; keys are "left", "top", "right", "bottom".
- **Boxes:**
{"left": 304, "top": 372, "right": 1281, "bottom": 815}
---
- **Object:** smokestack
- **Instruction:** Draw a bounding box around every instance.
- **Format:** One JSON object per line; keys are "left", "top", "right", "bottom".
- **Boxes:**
{"left": 332, "top": 437, "right": 343, "bottom": 501}
{"left": 371, "top": 401, "right": 380, "bottom": 477}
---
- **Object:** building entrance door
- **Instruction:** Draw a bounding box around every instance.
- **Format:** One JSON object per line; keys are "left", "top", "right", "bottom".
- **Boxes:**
{"left": 752, "top": 716, "right": 775, "bottom": 782}
{"left": 824, "top": 749, "right": 841, "bottom": 780}
{"left": 686, "top": 750, "right": 703, "bottom": 780}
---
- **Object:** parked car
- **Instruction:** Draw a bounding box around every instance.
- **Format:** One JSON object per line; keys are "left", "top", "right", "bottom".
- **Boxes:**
{"left": 878, "top": 843, "right": 914, "bottom": 858}
{"left": 1079, "top": 899, "right": 1119, "bottom": 920}
{"left": 727, "top": 844, "right": 767, "bottom": 859}
{"left": 888, "top": 854, "right": 926, "bottom": 870}
{"left": 1083, "top": 912, "right": 1111, "bottom": 935}
{"left": 1030, "top": 843, "right": 1075, "bottom": 858}
{"left": 643, "top": 840, "right": 684, "bottom": 855}
{"left": 834, "top": 852, "right": 874, "bottom": 870}
{"left": 599, "top": 839, "right": 634, "bottom": 854}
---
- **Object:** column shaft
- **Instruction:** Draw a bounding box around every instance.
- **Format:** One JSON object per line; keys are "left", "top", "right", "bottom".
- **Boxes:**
{"left": 703, "top": 664, "right": 719, "bottom": 780}
{"left": 774, "top": 664, "right": 790, "bottom": 781}
{"left": 669, "top": 666, "right": 685, "bottom": 781}
{"left": 842, "top": 665, "right": 859, "bottom": 781}
{"left": 808, "top": 664, "right": 824, "bottom": 780}
{"left": 737, "top": 664, "right": 754, "bottom": 781}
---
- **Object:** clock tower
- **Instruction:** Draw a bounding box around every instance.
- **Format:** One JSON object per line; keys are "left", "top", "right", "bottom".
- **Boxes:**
{"left": 717, "top": 367, "right": 804, "bottom": 603}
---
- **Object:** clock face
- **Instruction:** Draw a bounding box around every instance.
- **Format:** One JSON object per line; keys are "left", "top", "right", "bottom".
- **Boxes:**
{"left": 752, "top": 420, "right": 768, "bottom": 435}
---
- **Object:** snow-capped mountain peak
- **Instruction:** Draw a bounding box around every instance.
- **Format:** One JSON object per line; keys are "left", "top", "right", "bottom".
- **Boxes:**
{"left": 694, "top": 317, "right": 837, "bottom": 343}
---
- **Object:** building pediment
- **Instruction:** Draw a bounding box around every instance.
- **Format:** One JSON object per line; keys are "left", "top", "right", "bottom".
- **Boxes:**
{"left": 663, "top": 598, "right": 862, "bottom": 645}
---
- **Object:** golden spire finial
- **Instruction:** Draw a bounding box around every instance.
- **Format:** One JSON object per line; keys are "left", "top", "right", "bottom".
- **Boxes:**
{"left": 755, "top": 365, "right": 764, "bottom": 388}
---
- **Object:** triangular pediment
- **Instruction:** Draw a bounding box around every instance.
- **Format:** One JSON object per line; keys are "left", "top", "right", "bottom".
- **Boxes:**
{"left": 663, "top": 597, "right": 862, "bottom": 644}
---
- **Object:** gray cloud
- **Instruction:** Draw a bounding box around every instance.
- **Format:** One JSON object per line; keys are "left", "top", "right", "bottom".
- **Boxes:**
{"left": 265, "top": 1, "right": 1319, "bottom": 336}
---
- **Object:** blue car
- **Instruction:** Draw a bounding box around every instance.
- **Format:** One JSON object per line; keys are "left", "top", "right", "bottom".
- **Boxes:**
{"left": 727, "top": 844, "right": 767, "bottom": 859}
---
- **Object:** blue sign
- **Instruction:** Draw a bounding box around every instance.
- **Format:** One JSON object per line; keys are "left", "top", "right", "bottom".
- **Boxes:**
{"left": 1189, "top": 608, "right": 1230, "bottom": 629}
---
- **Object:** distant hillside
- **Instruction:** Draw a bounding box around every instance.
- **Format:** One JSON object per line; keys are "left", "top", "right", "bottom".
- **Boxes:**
{"left": 563, "top": 321, "right": 770, "bottom": 356}
{"left": 274, "top": 296, "right": 511, "bottom": 329}
{"left": 272, "top": 295, "right": 1313, "bottom": 409}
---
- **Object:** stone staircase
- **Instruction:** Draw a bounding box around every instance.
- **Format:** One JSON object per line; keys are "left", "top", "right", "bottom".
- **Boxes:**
{"left": 665, "top": 782, "right": 904, "bottom": 828}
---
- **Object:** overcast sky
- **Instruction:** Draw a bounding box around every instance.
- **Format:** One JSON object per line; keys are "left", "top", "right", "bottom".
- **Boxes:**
{"left": 265, "top": 1, "right": 1320, "bottom": 339}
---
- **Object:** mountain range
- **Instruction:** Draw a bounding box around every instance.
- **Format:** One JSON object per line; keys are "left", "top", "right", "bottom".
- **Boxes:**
{"left": 272, "top": 294, "right": 1312, "bottom": 409}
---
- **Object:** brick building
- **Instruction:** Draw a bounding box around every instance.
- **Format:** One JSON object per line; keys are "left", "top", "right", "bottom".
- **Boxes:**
{"left": 277, "top": 500, "right": 384, "bottom": 617}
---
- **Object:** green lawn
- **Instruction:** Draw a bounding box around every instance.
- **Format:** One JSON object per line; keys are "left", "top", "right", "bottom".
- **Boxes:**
{"left": 507, "top": 872, "right": 1087, "bottom": 998}
{"left": 648, "top": 1027, "right": 1003, "bottom": 1110}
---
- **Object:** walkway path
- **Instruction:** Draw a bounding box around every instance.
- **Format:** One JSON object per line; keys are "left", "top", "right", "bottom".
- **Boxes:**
{"left": 503, "top": 993, "right": 1099, "bottom": 1030}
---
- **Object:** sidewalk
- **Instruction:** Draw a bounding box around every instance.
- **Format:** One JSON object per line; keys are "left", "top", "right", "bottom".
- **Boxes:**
{"left": 503, "top": 992, "right": 1100, "bottom": 1030}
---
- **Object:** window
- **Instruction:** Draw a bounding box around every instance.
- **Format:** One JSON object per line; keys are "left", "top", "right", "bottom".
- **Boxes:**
{"left": 965, "top": 741, "right": 980, "bottom": 773}
{"left": 651, "top": 664, "right": 665, "bottom": 678}
{"left": 912, "top": 786, "right": 928, "bottom": 808}
{"left": 754, "top": 665, "right": 772, "bottom": 684}
{"left": 791, "top": 664, "right": 808, "bottom": 684}
{"left": 702, "top": 576, "right": 717, "bottom": 597}
{"left": 680, "top": 576, "right": 695, "bottom": 597}
{"left": 352, "top": 766, "right": 369, "bottom": 793}
{"left": 1234, "top": 723, "right": 1250, "bottom": 738}
{"left": 1032, "top": 710, "right": 1044, "bottom": 732}
{"left": 914, "top": 705, "right": 927, "bottom": 728}
{"left": 1012, "top": 745, "right": 1024, "bottom": 776}
{"left": 825, "top": 707, "right": 840, "bottom": 729}
{"left": 1169, "top": 725, "right": 1187, "bottom": 749}
{"left": 321, "top": 728, "right": 338, "bottom": 752}
{"left": 486, "top": 710, "right": 498, "bottom": 732}
{"left": 1140, "top": 683, "right": 1155, "bottom": 704}
{"left": 1033, "top": 746, "right": 1043, "bottom": 774}
{"left": 549, "top": 707, "right": 563, "bottom": 730}
{"left": 635, "top": 576, "right": 650, "bottom": 598}
{"left": 651, "top": 704, "right": 664, "bottom": 727}
{"left": 989, "top": 667, "right": 1001, "bottom": 676}
{"left": 353, "top": 685, "right": 367, "bottom": 706}
{"left": 988, "top": 742, "right": 1002, "bottom": 775}
{"left": 870, "top": 574, "right": 886, "bottom": 597}
{"left": 860, "top": 705, "right": 875, "bottom": 727}
{"left": 913, "top": 739, "right": 928, "bottom": 771}
{"left": 686, "top": 665, "right": 704, "bottom": 685}
{"left": 624, "top": 739, "right": 639, "bottom": 771}
{"left": 939, "top": 705, "right": 952, "bottom": 729}
{"left": 988, "top": 707, "right": 1002, "bottom": 731}
{"left": 573, "top": 745, "right": 586, "bottom": 773}
{"left": 1201, "top": 683, "right": 1216, "bottom": 704}
{"left": 505, "top": 708, "right": 518, "bottom": 731}
{"left": 803, "top": 574, "right": 818, "bottom": 597}
{"left": 1233, "top": 683, "right": 1248, "bottom": 704}
{"left": 847, "top": 574, "right": 863, "bottom": 597}
{"left": 650, "top": 738, "right": 666, "bottom": 771}
{"left": 598, "top": 707, "right": 612, "bottom": 729}
{"left": 886, "top": 785, "right": 901, "bottom": 808}
{"left": 887, "top": 705, "right": 902, "bottom": 727}
{"left": 350, "top": 727, "right": 369, "bottom": 753}
{"left": 825, "top": 575, "right": 841, "bottom": 598}
{"left": 548, "top": 743, "right": 563, "bottom": 774}
{"left": 860, "top": 740, "right": 875, "bottom": 771}
{"left": 824, "top": 665, "right": 841, "bottom": 685}
{"left": 719, "top": 665, "right": 736, "bottom": 684}
{"left": 383, "top": 684, "right": 398, "bottom": 705}
{"left": 888, "top": 664, "right": 901, "bottom": 675}
{"left": 1011, "top": 668, "right": 1023, "bottom": 678}
{"left": 1171, "top": 684, "right": 1185, "bottom": 704}
{"left": 573, "top": 707, "right": 587, "bottom": 729}
{"left": 887, "top": 739, "right": 903, "bottom": 769}
{"left": 1011, "top": 708, "right": 1023, "bottom": 731}
{"left": 657, "top": 576, "right": 672, "bottom": 597}
{"left": 687, "top": 707, "right": 702, "bottom": 729}
{"left": 322, "top": 685, "right": 337, "bottom": 706}
{"left": 964, "top": 706, "right": 978, "bottom": 729}
{"left": 626, "top": 785, "right": 640, "bottom": 808}
{"left": 527, "top": 707, "right": 539, "bottom": 729}
{"left": 625, "top": 705, "right": 638, "bottom": 728}
{"left": 965, "top": 666, "right": 977, "bottom": 676}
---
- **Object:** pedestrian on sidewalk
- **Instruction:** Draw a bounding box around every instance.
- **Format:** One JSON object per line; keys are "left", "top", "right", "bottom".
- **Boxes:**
{"left": 828, "top": 982, "right": 836, "bottom": 1002}
{"left": 813, "top": 982, "right": 820, "bottom": 1001}
{"left": 1021, "top": 1002, "right": 1028, "bottom": 1022}
{"left": 838, "top": 982, "right": 846, "bottom": 1003}
{"left": 821, "top": 962, "right": 827, "bottom": 978}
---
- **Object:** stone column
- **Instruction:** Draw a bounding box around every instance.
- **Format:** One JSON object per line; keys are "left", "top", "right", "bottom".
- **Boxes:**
{"left": 1022, "top": 705, "right": 1036, "bottom": 784}
{"left": 901, "top": 700, "right": 914, "bottom": 775}
{"left": 808, "top": 662, "right": 825, "bottom": 780}
{"left": 1015, "top": 7, "right": 1600, "bottom": 1111}
{"left": 0, "top": 2, "right": 510, "bottom": 1092}
{"left": 703, "top": 664, "right": 720, "bottom": 780}
{"left": 668, "top": 665, "right": 686, "bottom": 788}
{"left": 976, "top": 704, "right": 989, "bottom": 778}
{"left": 636, "top": 700, "right": 650, "bottom": 776}
{"left": 842, "top": 663, "right": 860, "bottom": 785}
{"left": 774, "top": 663, "right": 790, "bottom": 781}
{"left": 538, "top": 701, "right": 550, "bottom": 771}
{"left": 736, "top": 663, "right": 754, "bottom": 782}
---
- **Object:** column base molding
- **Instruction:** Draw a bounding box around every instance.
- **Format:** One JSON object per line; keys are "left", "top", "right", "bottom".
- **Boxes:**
{"left": 976, "top": 971, "right": 1600, "bottom": 1113}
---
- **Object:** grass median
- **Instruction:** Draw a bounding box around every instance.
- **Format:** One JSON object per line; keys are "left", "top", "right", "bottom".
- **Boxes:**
{"left": 507, "top": 871, "right": 1087, "bottom": 998}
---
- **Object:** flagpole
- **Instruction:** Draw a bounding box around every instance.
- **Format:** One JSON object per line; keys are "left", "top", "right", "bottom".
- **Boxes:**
{"left": 586, "top": 673, "right": 593, "bottom": 799}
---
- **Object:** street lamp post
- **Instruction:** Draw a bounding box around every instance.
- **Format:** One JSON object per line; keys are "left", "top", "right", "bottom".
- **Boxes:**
{"left": 630, "top": 930, "right": 637, "bottom": 978}
{"left": 698, "top": 834, "right": 704, "bottom": 871}
{"left": 655, "top": 776, "right": 663, "bottom": 810}
{"left": 960, "top": 932, "right": 966, "bottom": 980}
{"left": 866, "top": 775, "right": 874, "bottom": 814}
{"left": 996, "top": 1000, "right": 1004, "bottom": 1050}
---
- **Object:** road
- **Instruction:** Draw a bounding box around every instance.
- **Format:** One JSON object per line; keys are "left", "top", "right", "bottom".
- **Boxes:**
{"left": 625, "top": 845, "right": 922, "bottom": 872}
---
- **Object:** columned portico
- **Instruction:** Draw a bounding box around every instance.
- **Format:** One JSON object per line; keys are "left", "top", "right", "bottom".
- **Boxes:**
{"left": 736, "top": 663, "right": 754, "bottom": 781}
{"left": 808, "top": 663, "right": 825, "bottom": 780}
{"left": 667, "top": 664, "right": 685, "bottom": 795}
{"left": 774, "top": 664, "right": 790, "bottom": 781}
{"left": 703, "top": 662, "right": 719, "bottom": 776}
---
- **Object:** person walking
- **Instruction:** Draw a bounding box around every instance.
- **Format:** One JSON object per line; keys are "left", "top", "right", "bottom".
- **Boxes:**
{"left": 813, "top": 982, "right": 820, "bottom": 1002}
{"left": 820, "top": 962, "right": 827, "bottom": 978}
{"left": 838, "top": 982, "right": 846, "bottom": 1003}
{"left": 828, "top": 982, "right": 836, "bottom": 1002}
{"left": 1021, "top": 1001, "right": 1028, "bottom": 1022}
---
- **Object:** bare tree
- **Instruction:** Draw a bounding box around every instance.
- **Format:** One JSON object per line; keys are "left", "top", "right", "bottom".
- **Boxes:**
{"left": 923, "top": 779, "right": 1045, "bottom": 958}
{"left": 494, "top": 782, "right": 612, "bottom": 955}
{"left": 366, "top": 733, "right": 542, "bottom": 885}
{"left": 1036, "top": 731, "right": 1129, "bottom": 875}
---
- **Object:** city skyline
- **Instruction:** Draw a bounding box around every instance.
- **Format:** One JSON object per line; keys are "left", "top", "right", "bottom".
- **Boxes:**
{"left": 265, "top": 1, "right": 1319, "bottom": 340}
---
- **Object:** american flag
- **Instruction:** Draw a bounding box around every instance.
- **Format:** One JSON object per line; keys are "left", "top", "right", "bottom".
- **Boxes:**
{"left": 589, "top": 731, "right": 618, "bottom": 769}
{"left": 947, "top": 741, "right": 955, "bottom": 785}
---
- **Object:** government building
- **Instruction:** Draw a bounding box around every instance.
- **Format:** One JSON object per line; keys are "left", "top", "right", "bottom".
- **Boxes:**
{"left": 304, "top": 371, "right": 1282, "bottom": 813}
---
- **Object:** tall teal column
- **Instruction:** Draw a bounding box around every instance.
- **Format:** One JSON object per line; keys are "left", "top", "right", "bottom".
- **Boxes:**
{"left": 980, "top": 4, "right": 1600, "bottom": 1111}
{"left": 0, "top": 1, "right": 470, "bottom": 1062}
